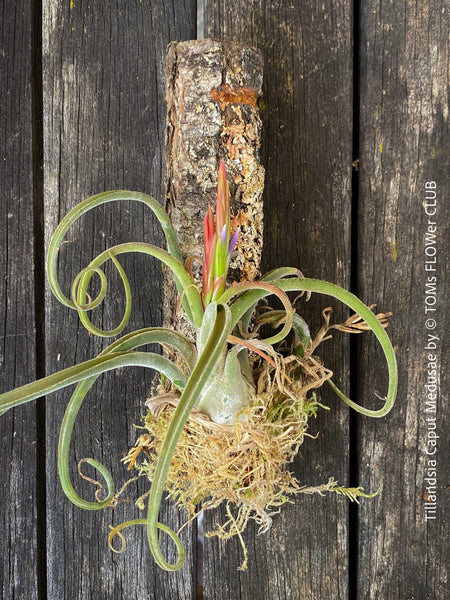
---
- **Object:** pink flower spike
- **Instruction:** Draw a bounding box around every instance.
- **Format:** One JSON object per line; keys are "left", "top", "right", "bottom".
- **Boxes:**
{"left": 202, "top": 232, "right": 218, "bottom": 307}
{"left": 216, "top": 159, "right": 230, "bottom": 233}
{"left": 203, "top": 205, "right": 215, "bottom": 254}
{"left": 201, "top": 160, "right": 237, "bottom": 307}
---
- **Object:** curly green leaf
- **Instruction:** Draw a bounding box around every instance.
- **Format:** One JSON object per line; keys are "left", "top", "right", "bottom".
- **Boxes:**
{"left": 46, "top": 190, "right": 204, "bottom": 332}
{"left": 56, "top": 328, "right": 196, "bottom": 510}
{"left": 228, "top": 277, "right": 398, "bottom": 418}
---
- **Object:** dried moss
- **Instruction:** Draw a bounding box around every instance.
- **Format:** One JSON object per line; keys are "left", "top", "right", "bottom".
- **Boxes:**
{"left": 124, "top": 355, "right": 331, "bottom": 545}
{"left": 120, "top": 309, "right": 385, "bottom": 569}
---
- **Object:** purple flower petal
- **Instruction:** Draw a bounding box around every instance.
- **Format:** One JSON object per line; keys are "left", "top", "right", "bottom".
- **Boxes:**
{"left": 228, "top": 228, "right": 239, "bottom": 256}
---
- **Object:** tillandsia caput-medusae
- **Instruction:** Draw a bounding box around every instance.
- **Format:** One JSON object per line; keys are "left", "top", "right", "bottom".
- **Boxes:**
{"left": 0, "top": 159, "right": 397, "bottom": 572}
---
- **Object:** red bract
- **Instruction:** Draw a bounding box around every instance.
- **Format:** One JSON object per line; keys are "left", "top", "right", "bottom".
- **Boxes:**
{"left": 201, "top": 160, "right": 239, "bottom": 306}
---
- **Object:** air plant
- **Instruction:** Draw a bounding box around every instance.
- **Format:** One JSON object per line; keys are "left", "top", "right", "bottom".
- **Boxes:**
{"left": 0, "top": 160, "right": 397, "bottom": 572}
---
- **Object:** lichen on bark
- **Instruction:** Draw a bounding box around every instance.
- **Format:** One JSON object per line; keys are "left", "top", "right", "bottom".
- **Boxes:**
{"left": 164, "top": 39, "right": 265, "bottom": 334}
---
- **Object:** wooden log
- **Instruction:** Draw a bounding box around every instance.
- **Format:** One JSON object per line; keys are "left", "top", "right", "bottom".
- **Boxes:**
{"left": 203, "top": 2, "right": 353, "bottom": 598}
{"left": 357, "top": 1, "right": 450, "bottom": 597}
{"left": 0, "top": 1, "right": 39, "bottom": 597}
{"left": 163, "top": 39, "right": 265, "bottom": 336}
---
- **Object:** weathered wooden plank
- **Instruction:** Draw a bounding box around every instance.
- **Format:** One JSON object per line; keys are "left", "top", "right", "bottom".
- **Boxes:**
{"left": 204, "top": 1, "right": 353, "bottom": 597}
{"left": 43, "top": 1, "right": 196, "bottom": 598}
{"left": 0, "top": 0, "right": 39, "bottom": 598}
{"left": 357, "top": 1, "right": 449, "bottom": 597}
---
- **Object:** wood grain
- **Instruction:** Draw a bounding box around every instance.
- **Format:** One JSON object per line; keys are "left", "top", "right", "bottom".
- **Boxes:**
{"left": 0, "top": 1, "right": 39, "bottom": 598}
{"left": 204, "top": 1, "right": 353, "bottom": 597}
{"left": 42, "top": 1, "right": 196, "bottom": 598}
{"left": 357, "top": 1, "right": 450, "bottom": 598}
{"left": 1, "top": 1, "right": 448, "bottom": 598}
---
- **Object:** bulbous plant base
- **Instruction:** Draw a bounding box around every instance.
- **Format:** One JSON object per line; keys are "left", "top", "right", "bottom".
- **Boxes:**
{"left": 123, "top": 346, "right": 376, "bottom": 570}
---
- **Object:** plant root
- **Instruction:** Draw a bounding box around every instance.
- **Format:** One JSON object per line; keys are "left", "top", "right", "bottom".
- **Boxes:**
{"left": 124, "top": 354, "right": 330, "bottom": 564}
{"left": 122, "top": 307, "right": 387, "bottom": 569}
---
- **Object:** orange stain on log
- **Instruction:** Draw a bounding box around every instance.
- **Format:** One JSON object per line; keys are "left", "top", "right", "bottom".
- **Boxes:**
{"left": 210, "top": 84, "right": 259, "bottom": 109}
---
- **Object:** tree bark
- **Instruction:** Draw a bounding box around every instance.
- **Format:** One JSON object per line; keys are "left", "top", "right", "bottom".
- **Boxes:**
{"left": 164, "top": 39, "right": 264, "bottom": 332}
